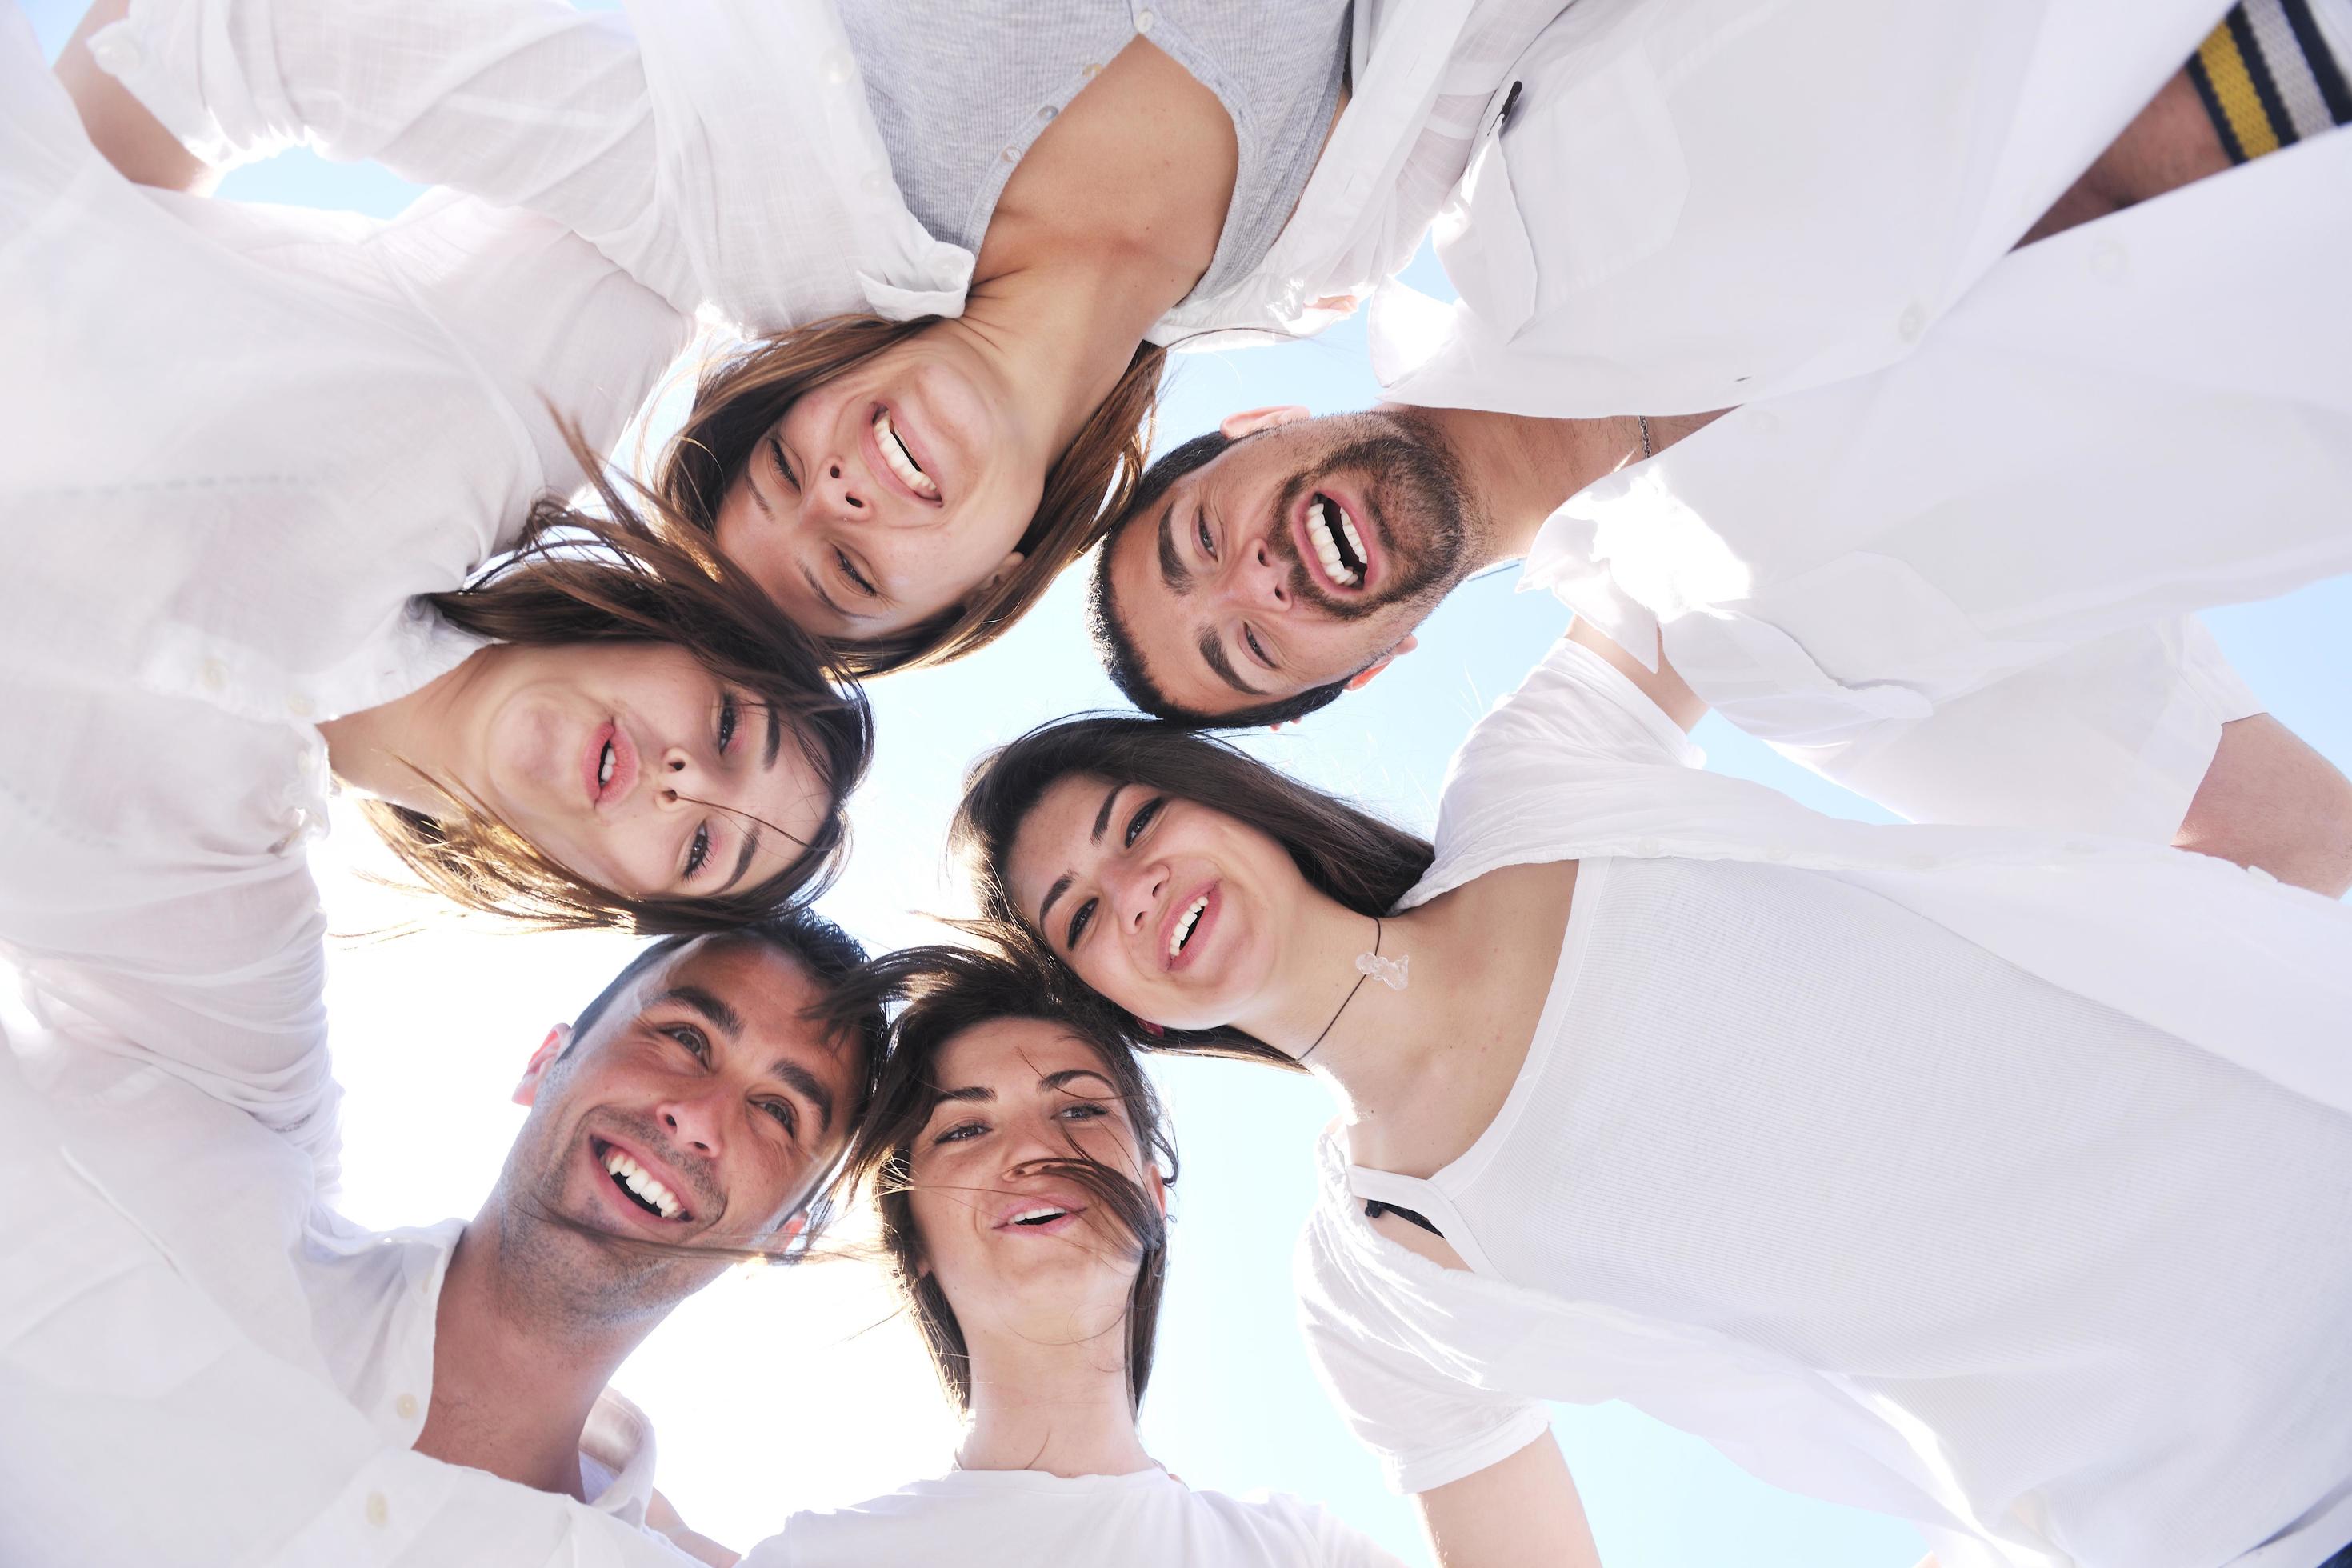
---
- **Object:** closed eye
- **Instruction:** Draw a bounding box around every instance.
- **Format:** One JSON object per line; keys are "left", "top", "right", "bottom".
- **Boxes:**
{"left": 1242, "top": 626, "right": 1273, "bottom": 669}
{"left": 934, "top": 1118, "right": 986, "bottom": 1146}
{"left": 767, "top": 435, "right": 798, "bottom": 489}
{"left": 835, "top": 547, "right": 878, "bottom": 598}
{"left": 1066, "top": 895, "right": 1098, "bottom": 951}
{"left": 1195, "top": 508, "right": 1215, "bottom": 561}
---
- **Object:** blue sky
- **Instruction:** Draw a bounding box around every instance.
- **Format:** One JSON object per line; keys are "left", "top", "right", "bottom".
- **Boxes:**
{"left": 30, "top": 2, "right": 2350, "bottom": 1560}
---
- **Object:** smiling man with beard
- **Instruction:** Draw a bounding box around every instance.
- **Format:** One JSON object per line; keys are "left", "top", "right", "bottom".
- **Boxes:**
{"left": 0, "top": 915, "right": 882, "bottom": 1564}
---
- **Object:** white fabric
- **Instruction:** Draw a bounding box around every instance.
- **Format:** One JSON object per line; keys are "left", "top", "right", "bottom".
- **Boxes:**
{"left": 90, "top": 0, "right": 1562, "bottom": 350}
{"left": 1503, "top": 126, "right": 2352, "bottom": 838}
{"left": 0, "top": 1015, "right": 690, "bottom": 1567}
{"left": 1295, "top": 636, "right": 2352, "bottom": 1568}
{"left": 1346, "top": 851, "right": 2352, "bottom": 1568}
{"left": 1372, "top": 0, "right": 2232, "bottom": 415}
{"left": 743, "top": 1469, "right": 1407, "bottom": 1568}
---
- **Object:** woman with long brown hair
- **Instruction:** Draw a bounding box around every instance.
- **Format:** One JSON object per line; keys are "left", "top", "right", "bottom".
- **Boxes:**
{"left": 702, "top": 942, "right": 1410, "bottom": 1568}
{"left": 950, "top": 626, "right": 2352, "bottom": 1568}
{"left": 61, "top": 0, "right": 1549, "bottom": 674}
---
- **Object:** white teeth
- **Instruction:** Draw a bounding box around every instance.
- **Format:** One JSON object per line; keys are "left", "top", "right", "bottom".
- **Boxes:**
{"left": 602, "top": 1148, "right": 682, "bottom": 1220}
{"left": 597, "top": 742, "right": 615, "bottom": 788}
{"left": 872, "top": 408, "right": 939, "bottom": 498}
{"left": 1168, "top": 895, "right": 1207, "bottom": 958}
{"left": 1306, "top": 500, "right": 1360, "bottom": 588}
{"left": 1338, "top": 510, "right": 1368, "bottom": 570}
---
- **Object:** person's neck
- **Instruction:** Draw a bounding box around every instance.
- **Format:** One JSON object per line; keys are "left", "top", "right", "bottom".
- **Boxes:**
{"left": 1228, "top": 894, "right": 1499, "bottom": 1143}
{"left": 955, "top": 1320, "right": 1156, "bottom": 1480}
{"left": 414, "top": 1212, "right": 663, "bottom": 1499}
{"left": 1406, "top": 404, "right": 1729, "bottom": 566}
{"left": 316, "top": 652, "right": 487, "bottom": 816}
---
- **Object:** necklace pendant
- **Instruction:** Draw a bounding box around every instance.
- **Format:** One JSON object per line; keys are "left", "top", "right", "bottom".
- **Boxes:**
{"left": 1354, "top": 950, "right": 1410, "bottom": 991}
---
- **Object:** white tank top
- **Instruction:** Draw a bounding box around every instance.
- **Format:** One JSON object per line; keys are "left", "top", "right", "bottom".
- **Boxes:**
{"left": 1350, "top": 854, "right": 2352, "bottom": 1558}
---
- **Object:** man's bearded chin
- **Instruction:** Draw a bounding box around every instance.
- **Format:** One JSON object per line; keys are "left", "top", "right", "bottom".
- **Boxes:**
{"left": 486, "top": 1113, "right": 726, "bottom": 1336}
{"left": 1273, "top": 426, "right": 1474, "bottom": 620}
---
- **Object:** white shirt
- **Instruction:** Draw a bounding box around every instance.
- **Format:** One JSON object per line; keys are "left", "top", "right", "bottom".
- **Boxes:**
{"left": 742, "top": 1469, "right": 1407, "bottom": 1568}
{"left": 1371, "top": 1, "right": 2352, "bottom": 839}
{"left": 1295, "top": 637, "right": 2352, "bottom": 1568}
{"left": 90, "top": 0, "right": 1562, "bottom": 350}
{"left": 1374, "top": 0, "right": 2238, "bottom": 415}
{"left": 1514, "top": 127, "right": 2352, "bottom": 839}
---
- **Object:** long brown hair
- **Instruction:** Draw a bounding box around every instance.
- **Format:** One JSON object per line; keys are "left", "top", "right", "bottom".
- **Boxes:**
{"left": 656, "top": 315, "right": 1166, "bottom": 677}
{"left": 950, "top": 715, "right": 1434, "bottom": 1069}
{"left": 832, "top": 942, "right": 1178, "bottom": 1415}
{"left": 358, "top": 456, "right": 874, "bottom": 935}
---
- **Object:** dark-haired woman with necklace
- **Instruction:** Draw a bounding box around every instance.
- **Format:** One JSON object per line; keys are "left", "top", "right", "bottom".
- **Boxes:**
{"left": 676, "top": 946, "right": 1446, "bottom": 1568}
{"left": 953, "top": 625, "right": 2352, "bottom": 1568}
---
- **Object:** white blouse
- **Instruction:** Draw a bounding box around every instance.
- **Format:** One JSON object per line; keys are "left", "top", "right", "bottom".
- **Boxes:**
{"left": 1294, "top": 637, "right": 2352, "bottom": 1568}
{"left": 0, "top": 9, "right": 674, "bottom": 1139}
{"left": 743, "top": 1469, "right": 1406, "bottom": 1568}
{"left": 90, "top": 0, "right": 1565, "bottom": 350}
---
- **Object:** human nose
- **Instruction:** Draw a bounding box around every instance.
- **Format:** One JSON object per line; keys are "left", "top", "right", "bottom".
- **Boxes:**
{"left": 810, "top": 454, "right": 874, "bottom": 526}
{"left": 1106, "top": 855, "right": 1168, "bottom": 946}
{"left": 651, "top": 745, "right": 715, "bottom": 810}
{"left": 654, "top": 1086, "right": 727, "bottom": 1160}
{"left": 1227, "top": 532, "right": 1292, "bottom": 614}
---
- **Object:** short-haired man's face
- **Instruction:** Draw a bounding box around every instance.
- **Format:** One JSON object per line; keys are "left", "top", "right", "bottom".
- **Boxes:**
{"left": 1104, "top": 409, "right": 1474, "bottom": 718}
{"left": 494, "top": 936, "right": 862, "bottom": 1328}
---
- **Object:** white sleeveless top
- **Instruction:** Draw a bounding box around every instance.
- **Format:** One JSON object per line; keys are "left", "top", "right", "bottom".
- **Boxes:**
{"left": 1296, "top": 640, "right": 2352, "bottom": 1568}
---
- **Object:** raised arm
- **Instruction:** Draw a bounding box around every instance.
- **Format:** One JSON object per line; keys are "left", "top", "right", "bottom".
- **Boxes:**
{"left": 55, "top": 0, "right": 210, "bottom": 190}
{"left": 1415, "top": 1430, "right": 1602, "bottom": 1568}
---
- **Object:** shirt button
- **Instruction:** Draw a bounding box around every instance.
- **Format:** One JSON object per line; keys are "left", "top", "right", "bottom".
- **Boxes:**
{"left": 1896, "top": 303, "right": 1926, "bottom": 343}
{"left": 1038, "top": 104, "right": 1058, "bottom": 121}
{"left": 199, "top": 658, "right": 227, "bottom": 691}
{"left": 1001, "top": 146, "right": 1018, "bottom": 162}
{"left": 1135, "top": 9, "right": 1156, "bottom": 33}
{"left": 2089, "top": 236, "right": 2127, "bottom": 280}
{"left": 286, "top": 694, "right": 315, "bottom": 718}
{"left": 394, "top": 1393, "right": 419, "bottom": 1420}
{"left": 365, "top": 1492, "right": 390, "bottom": 1528}
{"left": 822, "top": 49, "right": 852, "bottom": 86}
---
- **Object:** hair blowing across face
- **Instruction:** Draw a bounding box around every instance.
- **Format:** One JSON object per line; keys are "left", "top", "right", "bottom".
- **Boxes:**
{"left": 656, "top": 314, "right": 1167, "bottom": 678}
{"left": 359, "top": 438, "right": 874, "bottom": 936}
{"left": 818, "top": 942, "right": 1177, "bottom": 1415}
{"left": 949, "top": 714, "right": 1436, "bottom": 1069}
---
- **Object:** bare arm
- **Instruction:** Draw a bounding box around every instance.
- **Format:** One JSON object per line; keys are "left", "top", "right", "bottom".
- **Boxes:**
{"left": 1415, "top": 1432, "right": 1602, "bottom": 1568}
{"left": 54, "top": 0, "right": 214, "bottom": 192}
{"left": 1566, "top": 619, "right": 1709, "bottom": 734}
{"left": 2174, "top": 714, "right": 2352, "bottom": 897}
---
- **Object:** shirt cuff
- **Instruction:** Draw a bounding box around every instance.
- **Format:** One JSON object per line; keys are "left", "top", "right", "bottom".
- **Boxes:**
{"left": 90, "top": 0, "right": 288, "bottom": 169}
{"left": 1382, "top": 1402, "right": 1554, "bottom": 1496}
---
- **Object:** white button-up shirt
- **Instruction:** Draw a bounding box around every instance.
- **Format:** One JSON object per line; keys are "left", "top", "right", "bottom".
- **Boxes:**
{"left": 1383, "top": 103, "right": 2352, "bottom": 838}
{"left": 1374, "top": 0, "right": 2236, "bottom": 415}
{"left": 1294, "top": 637, "right": 2352, "bottom": 1568}
{"left": 90, "top": 0, "right": 1564, "bottom": 350}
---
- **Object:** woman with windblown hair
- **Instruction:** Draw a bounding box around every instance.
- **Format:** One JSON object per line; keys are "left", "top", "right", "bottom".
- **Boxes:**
{"left": 951, "top": 623, "right": 2352, "bottom": 1568}
{"left": 674, "top": 945, "right": 1433, "bottom": 1568}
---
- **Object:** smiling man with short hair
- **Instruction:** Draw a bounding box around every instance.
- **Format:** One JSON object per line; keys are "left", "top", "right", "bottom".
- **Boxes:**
{"left": 0, "top": 911, "right": 883, "bottom": 1563}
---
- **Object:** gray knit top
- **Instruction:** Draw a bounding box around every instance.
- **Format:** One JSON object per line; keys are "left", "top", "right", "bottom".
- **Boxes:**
{"left": 842, "top": 0, "right": 1351, "bottom": 303}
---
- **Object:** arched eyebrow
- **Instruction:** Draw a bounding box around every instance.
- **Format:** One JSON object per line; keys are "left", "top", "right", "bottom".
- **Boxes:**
{"left": 770, "top": 1056, "right": 837, "bottom": 1134}
{"left": 1036, "top": 783, "right": 1126, "bottom": 930}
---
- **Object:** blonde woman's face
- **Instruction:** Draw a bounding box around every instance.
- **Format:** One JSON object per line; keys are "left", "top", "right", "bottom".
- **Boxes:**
{"left": 455, "top": 641, "right": 832, "bottom": 900}
{"left": 714, "top": 326, "right": 1051, "bottom": 644}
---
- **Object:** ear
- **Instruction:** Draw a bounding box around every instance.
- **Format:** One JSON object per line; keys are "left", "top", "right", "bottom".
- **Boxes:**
{"left": 1340, "top": 634, "right": 1419, "bottom": 693}
{"left": 976, "top": 549, "right": 1026, "bottom": 599}
{"left": 513, "top": 1024, "right": 569, "bottom": 1108}
{"left": 1145, "top": 1161, "right": 1170, "bottom": 1220}
{"left": 1218, "top": 405, "right": 1312, "bottom": 441}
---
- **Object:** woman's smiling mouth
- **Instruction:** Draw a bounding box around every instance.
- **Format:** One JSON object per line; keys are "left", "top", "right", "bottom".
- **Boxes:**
{"left": 1162, "top": 882, "right": 1220, "bottom": 971}
{"left": 868, "top": 404, "right": 940, "bottom": 502}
